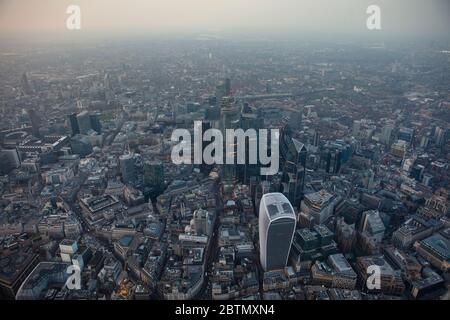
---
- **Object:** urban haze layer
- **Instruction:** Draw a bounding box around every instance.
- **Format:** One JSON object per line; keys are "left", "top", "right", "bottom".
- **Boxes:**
{"left": 0, "top": 33, "right": 449, "bottom": 301}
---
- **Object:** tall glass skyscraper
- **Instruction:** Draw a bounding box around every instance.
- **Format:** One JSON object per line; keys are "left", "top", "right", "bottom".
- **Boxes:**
{"left": 120, "top": 153, "right": 137, "bottom": 185}
{"left": 259, "top": 193, "right": 297, "bottom": 271}
{"left": 220, "top": 96, "right": 239, "bottom": 193}
{"left": 279, "top": 126, "right": 307, "bottom": 208}
{"left": 76, "top": 111, "right": 92, "bottom": 135}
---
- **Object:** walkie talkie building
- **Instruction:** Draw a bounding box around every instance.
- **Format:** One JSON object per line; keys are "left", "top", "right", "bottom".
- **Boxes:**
{"left": 259, "top": 193, "right": 297, "bottom": 271}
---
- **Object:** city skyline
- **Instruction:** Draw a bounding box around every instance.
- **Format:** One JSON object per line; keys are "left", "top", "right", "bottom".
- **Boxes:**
{"left": 0, "top": 0, "right": 449, "bottom": 304}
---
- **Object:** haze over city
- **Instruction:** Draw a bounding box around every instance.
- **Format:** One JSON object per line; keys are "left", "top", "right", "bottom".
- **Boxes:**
{"left": 0, "top": 0, "right": 449, "bottom": 307}
{"left": 0, "top": 0, "right": 449, "bottom": 40}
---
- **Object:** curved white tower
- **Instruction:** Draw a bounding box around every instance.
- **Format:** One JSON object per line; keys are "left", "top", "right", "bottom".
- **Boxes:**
{"left": 259, "top": 192, "right": 297, "bottom": 271}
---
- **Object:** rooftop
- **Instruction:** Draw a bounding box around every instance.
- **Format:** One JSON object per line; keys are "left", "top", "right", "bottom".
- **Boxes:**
{"left": 420, "top": 233, "right": 450, "bottom": 260}
{"left": 261, "top": 193, "right": 295, "bottom": 220}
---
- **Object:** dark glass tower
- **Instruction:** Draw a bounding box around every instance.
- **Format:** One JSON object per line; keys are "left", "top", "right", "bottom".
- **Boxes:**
{"left": 279, "top": 126, "right": 307, "bottom": 208}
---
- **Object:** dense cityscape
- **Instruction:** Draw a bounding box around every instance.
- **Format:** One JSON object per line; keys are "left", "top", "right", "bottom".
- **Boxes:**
{"left": 0, "top": 36, "right": 449, "bottom": 301}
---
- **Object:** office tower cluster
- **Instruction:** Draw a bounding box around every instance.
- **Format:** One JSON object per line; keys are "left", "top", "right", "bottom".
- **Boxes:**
{"left": 67, "top": 111, "right": 102, "bottom": 136}
{"left": 1, "top": 38, "right": 449, "bottom": 301}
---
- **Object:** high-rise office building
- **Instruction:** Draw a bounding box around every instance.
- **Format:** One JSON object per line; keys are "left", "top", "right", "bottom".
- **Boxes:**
{"left": 299, "top": 189, "right": 336, "bottom": 227}
{"left": 259, "top": 193, "right": 297, "bottom": 271}
{"left": 288, "top": 109, "right": 303, "bottom": 131}
{"left": 208, "top": 96, "right": 217, "bottom": 107}
{"left": 143, "top": 160, "right": 164, "bottom": 192}
{"left": 239, "top": 106, "right": 262, "bottom": 183}
{"left": 215, "top": 78, "right": 231, "bottom": 103}
{"left": 224, "top": 78, "right": 231, "bottom": 96}
{"left": 76, "top": 111, "right": 92, "bottom": 134}
{"left": 21, "top": 72, "right": 32, "bottom": 95}
{"left": 59, "top": 239, "right": 79, "bottom": 263}
{"left": 67, "top": 113, "right": 80, "bottom": 136}
{"left": 432, "top": 126, "right": 445, "bottom": 147}
{"left": 360, "top": 210, "right": 386, "bottom": 244}
{"left": 352, "top": 120, "right": 361, "bottom": 137}
{"left": 0, "top": 152, "right": 11, "bottom": 175}
{"left": 205, "top": 105, "right": 221, "bottom": 122}
{"left": 279, "top": 126, "right": 307, "bottom": 208}
{"left": 312, "top": 130, "right": 320, "bottom": 148}
{"left": 27, "top": 109, "right": 42, "bottom": 138}
{"left": 104, "top": 72, "right": 114, "bottom": 102}
{"left": 70, "top": 134, "right": 93, "bottom": 157}
{"left": 381, "top": 124, "right": 394, "bottom": 145}
{"left": 320, "top": 140, "right": 351, "bottom": 174}
{"left": 220, "top": 96, "right": 238, "bottom": 133}
{"left": 120, "top": 153, "right": 137, "bottom": 185}
{"left": 190, "top": 209, "right": 213, "bottom": 236}
{"left": 69, "top": 111, "right": 101, "bottom": 136}
{"left": 89, "top": 113, "right": 102, "bottom": 134}
{"left": 397, "top": 127, "right": 415, "bottom": 145}
{"left": 220, "top": 96, "right": 239, "bottom": 192}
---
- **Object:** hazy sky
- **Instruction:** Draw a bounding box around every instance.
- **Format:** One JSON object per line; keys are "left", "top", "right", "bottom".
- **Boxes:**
{"left": 0, "top": 0, "right": 449, "bottom": 38}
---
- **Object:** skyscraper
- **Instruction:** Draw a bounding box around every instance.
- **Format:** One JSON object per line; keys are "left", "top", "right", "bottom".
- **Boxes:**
{"left": 215, "top": 78, "right": 231, "bottom": 103}
{"left": 104, "top": 72, "right": 113, "bottom": 102}
{"left": 191, "top": 209, "right": 213, "bottom": 236}
{"left": 89, "top": 113, "right": 102, "bottom": 134}
{"left": 320, "top": 140, "right": 351, "bottom": 174}
{"left": 288, "top": 109, "right": 303, "bottom": 131}
{"left": 220, "top": 96, "right": 238, "bottom": 133}
{"left": 220, "top": 96, "right": 239, "bottom": 192}
{"left": 398, "top": 127, "right": 415, "bottom": 145}
{"left": 120, "top": 153, "right": 137, "bottom": 185}
{"left": 360, "top": 210, "right": 386, "bottom": 244}
{"left": 70, "top": 134, "right": 93, "bottom": 157}
{"left": 279, "top": 126, "right": 307, "bottom": 207}
{"left": 259, "top": 193, "right": 297, "bottom": 271}
{"left": 239, "top": 107, "right": 261, "bottom": 183}
{"left": 143, "top": 160, "right": 164, "bottom": 193}
{"left": 352, "top": 120, "right": 361, "bottom": 137}
{"left": 0, "top": 152, "right": 11, "bottom": 175}
{"left": 27, "top": 109, "right": 42, "bottom": 138}
{"left": 434, "top": 126, "right": 445, "bottom": 147}
{"left": 76, "top": 111, "right": 92, "bottom": 135}
{"left": 67, "top": 113, "right": 80, "bottom": 136}
{"left": 21, "top": 72, "right": 32, "bottom": 95}
{"left": 381, "top": 124, "right": 394, "bottom": 145}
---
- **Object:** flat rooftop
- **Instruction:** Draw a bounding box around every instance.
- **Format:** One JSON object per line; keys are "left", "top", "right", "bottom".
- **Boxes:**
{"left": 420, "top": 234, "right": 450, "bottom": 260}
